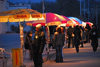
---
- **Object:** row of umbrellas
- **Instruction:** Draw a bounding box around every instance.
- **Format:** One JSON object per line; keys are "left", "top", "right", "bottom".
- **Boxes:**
{"left": 26, "top": 12, "right": 93, "bottom": 27}
{"left": 0, "top": 9, "right": 93, "bottom": 27}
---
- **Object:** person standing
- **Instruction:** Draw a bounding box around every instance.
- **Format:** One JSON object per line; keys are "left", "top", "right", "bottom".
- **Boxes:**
{"left": 24, "top": 31, "right": 33, "bottom": 59}
{"left": 73, "top": 25, "right": 81, "bottom": 53}
{"left": 89, "top": 25, "right": 98, "bottom": 53}
{"left": 67, "top": 26, "right": 74, "bottom": 48}
{"left": 85, "top": 24, "right": 91, "bottom": 43}
{"left": 54, "top": 27, "right": 65, "bottom": 63}
{"left": 32, "top": 24, "right": 46, "bottom": 67}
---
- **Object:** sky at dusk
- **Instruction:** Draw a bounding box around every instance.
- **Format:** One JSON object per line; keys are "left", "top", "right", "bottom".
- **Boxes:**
{"left": 8, "top": 0, "right": 56, "bottom": 3}
{"left": 8, "top": 0, "right": 100, "bottom": 4}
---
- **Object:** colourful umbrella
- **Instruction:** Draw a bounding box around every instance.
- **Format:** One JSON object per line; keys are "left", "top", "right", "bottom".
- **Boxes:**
{"left": 0, "top": 9, "right": 43, "bottom": 22}
{"left": 68, "top": 17, "right": 82, "bottom": 24}
{"left": 68, "top": 18, "right": 80, "bottom": 26}
{"left": 46, "top": 13, "right": 67, "bottom": 26}
{"left": 86, "top": 22, "right": 93, "bottom": 27}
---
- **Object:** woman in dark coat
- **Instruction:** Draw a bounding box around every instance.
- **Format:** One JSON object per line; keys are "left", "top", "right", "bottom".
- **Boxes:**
{"left": 89, "top": 25, "right": 98, "bottom": 53}
{"left": 54, "top": 27, "right": 65, "bottom": 62}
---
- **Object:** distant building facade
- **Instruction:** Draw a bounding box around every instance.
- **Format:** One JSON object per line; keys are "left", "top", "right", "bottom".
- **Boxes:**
{"left": 80, "top": 0, "right": 100, "bottom": 25}
{"left": 0, "top": 0, "right": 9, "bottom": 12}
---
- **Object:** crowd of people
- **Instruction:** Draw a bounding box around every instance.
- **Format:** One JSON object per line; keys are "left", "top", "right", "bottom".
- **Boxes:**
{"left": 24, "top": 23, "right": 99, "bottom": 67}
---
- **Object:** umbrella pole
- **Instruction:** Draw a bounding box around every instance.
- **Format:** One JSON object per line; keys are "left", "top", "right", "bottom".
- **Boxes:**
{"left": 19, "top": 22, "right": 24, "bottom": 48}
{"left": 19, "top": 21, "right": 24, "bottom": 66}
{"left": 45, "top": 25, "right": 50, "bottom": 61}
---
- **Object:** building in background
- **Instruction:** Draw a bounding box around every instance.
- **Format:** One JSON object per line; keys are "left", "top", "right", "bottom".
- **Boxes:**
{"left": 0, "top": 0, "right": 9, "bottom": 12}
{"left": 80, "top": 0, "right": 100, "bottom": 25}
{"left": 0, "top": 0, "right": 31, "bottom": 34}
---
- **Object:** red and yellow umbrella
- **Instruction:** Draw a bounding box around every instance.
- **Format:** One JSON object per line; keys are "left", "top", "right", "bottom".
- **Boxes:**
{"left": 0, "top": 9, "right": 43, "bottom": 22}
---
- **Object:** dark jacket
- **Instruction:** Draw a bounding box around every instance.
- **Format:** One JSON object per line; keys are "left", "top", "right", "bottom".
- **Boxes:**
{"left": 89, "top": 26, "right": 98, "bottom": 42}
{"left": 73, "top": 26, "right": 81, "bottom": 45}
{"left": 24, "top": 35, "right": 32, "bottom": 50}
{"left": 32, "top": 31, "right": 46, "bottom": 54}
{"left": 54, "top": 33, "right": 65, "bottom": 47}
{"left": 67, "top": 26, "right": 74, "bottom": 38}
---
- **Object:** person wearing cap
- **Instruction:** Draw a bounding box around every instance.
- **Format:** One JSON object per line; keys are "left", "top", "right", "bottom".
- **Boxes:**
{"left": 32, "top": 24, "right": 46, "bottom": 67}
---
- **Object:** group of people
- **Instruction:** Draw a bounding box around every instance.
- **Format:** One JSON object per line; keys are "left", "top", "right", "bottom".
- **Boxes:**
{"left": 24, "top": 23, "right": 99, "bottom": 67}
{"left": 66, "top": 24, "right": 98, "bottom": 53}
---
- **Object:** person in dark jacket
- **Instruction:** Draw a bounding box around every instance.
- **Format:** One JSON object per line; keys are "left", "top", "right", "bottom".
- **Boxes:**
{"left": 73, "top": 25, "right": 81, "bottom": 53}
{"left": 24, "top": 31, "right": 33, "bottom": 59}
{"left": 54, "top": 27, "right": 65, "bottom": 63}
{"left": 32, "top": 24, "right": 46, "bottom": 67}
{"left": 67, "top": 26, "right": 74, "bottom": 48}
{"left": 85, "top": 24, "right": 91, "bottom": 43}
{"left": 89, "top": 25, "right": 98, "bottom": 53}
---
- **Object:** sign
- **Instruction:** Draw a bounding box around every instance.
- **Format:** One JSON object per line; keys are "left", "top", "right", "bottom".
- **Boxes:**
{"left": 13, "top": 14, "right": 30, "bottom": 19}
{"left": 31, "top": 14, "right": 42, "bottom": 18}
{"left": 12, "top": 48, "right": 23, "bottom": 67}
{"left": 47, "top": 21, "right": 61, "bottom": 26}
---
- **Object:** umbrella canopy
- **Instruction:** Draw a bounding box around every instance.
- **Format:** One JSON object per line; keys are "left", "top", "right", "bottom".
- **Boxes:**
{"left": 46, "top": 13, "right": 67, "bottom": 26}
{"left": 86, "top": 22, "right": 93, "bottom": 27}
{"left": 0, "top": 9, "right": 43, "bottom": 22}
{"left": 68, "top": 18, "right": 80, "bottom": 26}
{"left": 60, "top": 16, "right": 74, "bottom": 27}
{"left": 68, "top": 17, "right": 82, "bottom": 24}
{"left": 26, "top": 12, "right": 68, "bottom": 26}
{"left": 82, "top": 21, "right": 86, "bottom": 27}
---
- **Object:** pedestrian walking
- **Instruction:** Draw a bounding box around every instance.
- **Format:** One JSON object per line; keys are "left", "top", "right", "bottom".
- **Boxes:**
{"left": 73, "top": 25, "right": 81, "bottom": 53}
{"left": 85, "top": 24, "right": 91, "bottom": 43}
{"left": 32, "top": 24, "right": 46, "bottom": 67}
{"left": 89, "top": 25, "right": 98, "bottom": 53}
{"left": 54, "top": 27, "right": 65, "bottom": 63}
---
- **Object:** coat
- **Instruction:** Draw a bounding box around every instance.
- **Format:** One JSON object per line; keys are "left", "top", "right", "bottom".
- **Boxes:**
{"left": 32, "top": 31, "right": 46, "bottom": 54}
{"left": 24, "top": 35, "right": 32, "bottom": 50}
{"left": 54, "top": 33, "right": 65, "bottom": 47}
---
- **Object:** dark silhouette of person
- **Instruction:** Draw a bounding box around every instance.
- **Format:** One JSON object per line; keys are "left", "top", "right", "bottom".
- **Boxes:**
{"left": 24, "top": 31, "right": 33, "bottom": 59}
{"left": 89, "top": 25, "right": 98, "bottom": 53}
{"left": 85, "top": 24, "right": 91, "bottom": 43}
{"left": 73, "top": 25, "right": 81, "bottom": 53}
{"left": 32, "top": 24, "right": 46, "bottom": 67}
{"left": 67, "top": 26, "right": 74, "bottom": 48}
{"left": 54, "top": 27, "right": 65, "bottom": 62}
